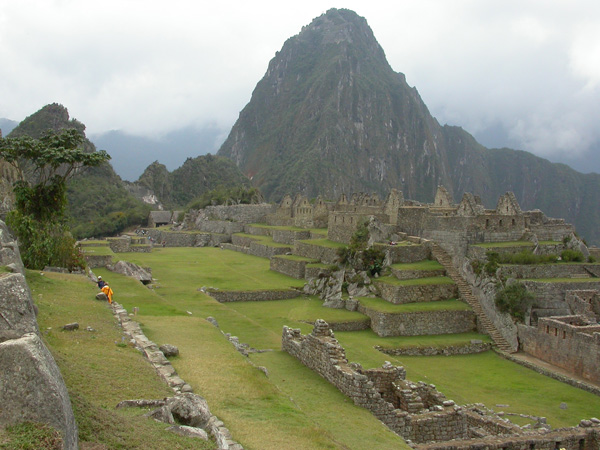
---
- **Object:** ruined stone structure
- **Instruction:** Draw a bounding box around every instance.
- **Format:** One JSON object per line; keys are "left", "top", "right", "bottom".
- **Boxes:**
{"left": 283, "top": 320, "right": 600, "bottom": 448}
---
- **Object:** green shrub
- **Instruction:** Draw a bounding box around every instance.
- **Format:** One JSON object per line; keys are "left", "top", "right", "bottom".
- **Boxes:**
{"left": 495, "top": 282, "right": 534, "bottom": 322}
{"left": 560, "top": 249, "right": 584, "bottom": 262}
{"left": 470, "top": 260, "right": 483, "bottom": 275}
{"left": 588, "top": 255, "right": 596, "bottom": 263}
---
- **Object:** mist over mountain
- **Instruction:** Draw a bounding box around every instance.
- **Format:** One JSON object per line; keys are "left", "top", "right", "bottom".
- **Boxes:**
{"left": 90, "top": 125, "right": 228, "bottom": 181}
{"left": 0, "top": 118, "right": 18, "bottom": 137}
{"left": 217, "top": 8, "right": 600, "bottom": 245}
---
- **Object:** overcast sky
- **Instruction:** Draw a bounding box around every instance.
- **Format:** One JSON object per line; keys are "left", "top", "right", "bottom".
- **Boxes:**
{"left": 1, "top": 0, "right": 600, "bottom": 174}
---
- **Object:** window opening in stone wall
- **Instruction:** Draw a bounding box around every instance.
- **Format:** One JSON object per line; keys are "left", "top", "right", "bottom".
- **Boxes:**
{"left": 546, "top": 325, "right": 549, "bottom": 333}
{"left": 554, "top": 442, "right": 561, "bottom": 450}
{"left": 554, "top": 328, "right": 558, "bottom": 336}
{"left": 499, "top": 219, "right": 503, "bottom": 227}
{"left": 512, "top": 218, "right": 516, "bottom": 226}
{"left": 579, "top": 438, "right": 585, "bottom": 450}
{"left": 486, "top": 219, "right": 489, "bottom": 228}
{"left": 563, "top": 330, "right": 566, "bottom": 339}
{"left": 529, "top": 444, "right": 535, "bottom": 450}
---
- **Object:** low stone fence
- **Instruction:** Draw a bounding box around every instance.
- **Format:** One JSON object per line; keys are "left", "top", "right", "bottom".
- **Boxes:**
{"left": 243, "top": 225, "right": 272, "bottom": 236}
{"left": 231, "top": 234, "right": 255, "bottom": 247}
{"left": 294, "top": 242, "right": 340, "bottom": 265}
{"left": 391, "top": 268, "right": 446, "bottom": 280}
{"left": 129, "top": 244, "right": 152, "bottom": 253}
{"left": 195, "top": 220, "right": 244, "bottom": 235}
{"left": 144, "top": 229, "right": 229, "bottom": 247}
{"left": 207, "top": 289, "right": 301, "bottom": 303}
{"left": 376, "top": 280, "right": 457, "bottom": 304}
{"left": 302, "top": 319, "right": 371, "bottom": 332}
{"left": 270, "top": 256, "right": 313, "bottom": 279}
{"left": 376, "top": 341, "right": 491, "bottom": 357}
{"left": 271, "top": 229, "right": 312, "bottom": 245}
{"left": 374, "top": 243, "right": 431, "bottom": 264}
{"left": 499, "top": 264, "right": 600, "bottom": 279}
{"left": 84, "top": 254, "right": 113, "bottom": 268}
{"left": 248, "top": 242, "right": 291, "bottom": 259}
{"left": 358, "top": 305, "right": 476, "bottom": 337}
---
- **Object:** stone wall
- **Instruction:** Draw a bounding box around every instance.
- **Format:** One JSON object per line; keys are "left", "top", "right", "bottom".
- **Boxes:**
{"left": 499, "top": 264, "right": 600, "bottom": 280}
{"left": 304, "top": 264, "right": 335, "bottom": 279}
{"left": 270, "top": 256, "right": 312, "bottom": 279}
{"left": 271, "top": 229, "right": 312, "bottom": 245}
{"left": 391, "top": 268, "right": 446, "bottom": 280}
{"left": 359, "top": 306, "right": 476, "bottom": 337}
{"left": 207, "top": 289, "right": 301, "bottom": 303}
{"left": 373, "top": 243, "right": 431, "bottom": 264}
{"left": 248, "top": 242, "right": 291, "bottom": 259}
{"left": 523, "top": 280, "right": 600, "bottom": 311}
{"left": 376, "top": 341, "right": 491, "bottom": 356}
{"left": 84, "top": 254, "right": 113, "bottom": 268}
{"left": 195, "top": 220, "right": 245, "bottom": 235}
{"left": 518, "top": 316, "right": 600, "bottom": 383}
{"left": 376, "top": 281, "right": 458, "bottom": 305}
{"left": 145, "top": 229, "right": 229, "bottom": 247}
{"left": 294, "top": 242, "right": 340, "bottom": 265}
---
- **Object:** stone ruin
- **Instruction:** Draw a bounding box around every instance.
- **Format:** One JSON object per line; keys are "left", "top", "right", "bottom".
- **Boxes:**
{"left": 283, "top": 320, "right": 600, "bottom": 449}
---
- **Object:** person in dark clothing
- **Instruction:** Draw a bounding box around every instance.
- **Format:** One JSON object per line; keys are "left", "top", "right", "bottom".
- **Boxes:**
{"left": 97, "top": 276, "right": 106, "bottom": 289}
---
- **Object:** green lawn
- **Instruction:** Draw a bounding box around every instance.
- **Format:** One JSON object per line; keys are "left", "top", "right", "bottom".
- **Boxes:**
{"left": 376, "top": 275, "right": 455, "bottom": 286}
{"left": 28, "top": 271, "right": 211, "bottom": 449}
{"left": 298, "top": 238, "right": 347, "bottom": 249}
{"left": 33, "top": 245, "right": 600, "bottom": 448}
{"left": 272, "top": 254, "right": 318, "bottom": 262}
{"left": 358, "top": 297, "right": 470, "bottom": 313}
{"left": 81, "top": 245, "right": 114, "bottom": 256}
{"left": 390, "top": 260, "right": 443, "bottom": 270}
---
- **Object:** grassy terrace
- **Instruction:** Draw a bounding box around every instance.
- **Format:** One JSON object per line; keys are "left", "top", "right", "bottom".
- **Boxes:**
{"left": 120, "top": 247, "right": 305, "bottom": 292}
{"left": 376, "top": 275, "right": 455, "bottom": 286}
{"left": 390, "top": 260, "right": 443, "bottom": 271}
{"left": 358, "top": 297, "right": 470, "bottom": 313}
{"left": 79, "top": 239, "right": 109, "bottom": 246}
{"left": 81, "top": 245, "right": 115, "bottom": 256}
{"left": 298, "top": 238, "right": 347, "bottom": 249}
{"left": 272, "top": 254, "right": 318, "bottom": 262}
{"left": 368, "top": 331, "right": 492, "bottom": 349}
{"left": 473, "top": 241, "right": 535, "bottom": 248}
{"left": 34, "top": 246, "right": 600, "bottom": 448}
{"left": 233, "top": 233, "right": 292, "bottom": 248}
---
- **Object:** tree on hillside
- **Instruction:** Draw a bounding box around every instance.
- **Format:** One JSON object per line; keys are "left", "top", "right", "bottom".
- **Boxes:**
{"left": 0, "top": 128, "right": 110, "bottom": 269}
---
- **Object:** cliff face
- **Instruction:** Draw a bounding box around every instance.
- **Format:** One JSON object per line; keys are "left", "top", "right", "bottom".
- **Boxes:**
{"left": 217, "top": 8, "right": 600, "bottom": 244}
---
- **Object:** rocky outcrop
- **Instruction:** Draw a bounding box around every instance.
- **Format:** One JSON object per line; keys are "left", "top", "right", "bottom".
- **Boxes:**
{"left": 109, "top": 260, "right": 152, "bottom": 284}
{"left": 0, "top": 333, "right": 77, "bottom": 450}
{"left": 0, "top": 219, "right": 77, "bottom": 449}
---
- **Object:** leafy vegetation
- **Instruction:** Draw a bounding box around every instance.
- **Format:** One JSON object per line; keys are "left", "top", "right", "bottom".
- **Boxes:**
{"left": 494, "top": 282, "right": 534, "bottom": 322}
{"left": 560, "top": 249, "right": 584, "bottom": 262}
{"left": 0, "top": 128, "right": 109, "bottom": 269}
{"left": 337, "top": 221, "right": 386, "bottom": 275}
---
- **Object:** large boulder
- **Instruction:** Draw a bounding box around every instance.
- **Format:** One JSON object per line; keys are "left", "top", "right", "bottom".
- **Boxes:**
{"left": 109, "top": 260, "right": 152, "bottom": 284}
{"left": 0, "top": 221, "right": 24, "bottom": 274}
{"left": 0, "top": 272, "right": 39, "bottom": 334}
{"left": 0, "top": 333, "right": 78, "bottom": 449}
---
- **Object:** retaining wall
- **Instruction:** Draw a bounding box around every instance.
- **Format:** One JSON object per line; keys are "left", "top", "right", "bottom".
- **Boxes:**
{"left": 208, "top": 289, "right": 301, "bottom": 303}
{"left": 391, "top": 268, "right": 446, "bottom": 280}
{"left": 500, "top": 264, "right": 600, "bottom": 279}
{"left": 359, "top": 306, "right": 477, "bottom": 337}
{"left": 376, "top": 280, "right": 458, "bottom": 304}
{"left": 376, "top": 342, "right": 491, "bottom": 356}
{"left": 294, "top": 242, "right": 340, "bottom": 265}
{"left": 374, "top": 243, "right": 431, "bottom": 264}
{"left": 270, "top": 256, "right": 313, "bottom": 279}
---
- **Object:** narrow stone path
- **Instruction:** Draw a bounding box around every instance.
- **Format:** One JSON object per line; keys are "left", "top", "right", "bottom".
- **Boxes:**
{"left": 431, "top": 244, "right": 515, "bottom": 353}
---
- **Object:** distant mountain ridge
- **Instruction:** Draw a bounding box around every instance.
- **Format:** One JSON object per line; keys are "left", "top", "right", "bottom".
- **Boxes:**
{"left": 217, "top": 8, "right": 600, "bottom": 245}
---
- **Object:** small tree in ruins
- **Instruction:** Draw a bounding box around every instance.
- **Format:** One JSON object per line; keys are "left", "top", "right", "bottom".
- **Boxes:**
{"left": 0, "top": 128, "right": 111, "bottom": 269}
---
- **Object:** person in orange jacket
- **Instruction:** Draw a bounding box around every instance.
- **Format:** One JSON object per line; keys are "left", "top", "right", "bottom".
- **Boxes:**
{"left": 101, "top": 284, "right": 114, "bottom": 304}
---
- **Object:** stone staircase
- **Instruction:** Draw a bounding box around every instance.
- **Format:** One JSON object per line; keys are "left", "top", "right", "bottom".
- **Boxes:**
{"left": 431, "top": 245, "right": 515, "bottom": 353}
